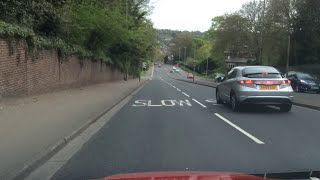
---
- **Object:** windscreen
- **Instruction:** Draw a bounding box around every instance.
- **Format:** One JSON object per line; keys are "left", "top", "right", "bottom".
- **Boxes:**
{"left": 242, "top": 67, "right": 282, "bottom": 78}
{"left": 296, "top": 72, "right": 317, "bottom": 80}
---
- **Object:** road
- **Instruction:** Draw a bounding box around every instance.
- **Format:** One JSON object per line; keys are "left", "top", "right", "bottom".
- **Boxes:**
{"left": 165, "top": 64, "right": 218, "bottom": 86}
{"left": 165, "top": 64, "right": 320, "bottom": 109}
{"left": 50, "top": 66, "right": 320, "bottom": 180}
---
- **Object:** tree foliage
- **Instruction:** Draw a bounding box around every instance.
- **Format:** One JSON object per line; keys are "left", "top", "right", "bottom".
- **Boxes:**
{"left": 0, "top": 0, "right": 157, "bottom": 77}
{"left": 206, "top": 0, "right": 320, "bottom": 67}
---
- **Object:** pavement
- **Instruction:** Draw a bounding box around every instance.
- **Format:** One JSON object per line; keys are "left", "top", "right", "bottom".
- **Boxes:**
{"left": 164, "top": 64, "right": 320, "bottom": 110}
{"left": 0, "top": 71, "right": 151, "bottom": 180}
{"left": 26, "top": 65, "right": 320, "bottom": 180}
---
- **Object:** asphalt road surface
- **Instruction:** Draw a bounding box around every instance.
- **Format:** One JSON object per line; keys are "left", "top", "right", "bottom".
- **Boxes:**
{"left": 51, "top": 66, "right": 320, "bottom": 180}
{"left": 165, "top": 64, "right": 217, "bottom": 85}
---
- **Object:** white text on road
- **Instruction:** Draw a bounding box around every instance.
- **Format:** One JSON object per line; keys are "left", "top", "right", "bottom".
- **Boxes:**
{"left": 132, "top": 100, "right": 192, "bottom": 107}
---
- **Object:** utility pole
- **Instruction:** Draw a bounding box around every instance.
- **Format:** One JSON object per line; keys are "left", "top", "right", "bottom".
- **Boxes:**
{"left": 193, "top": 46, "right": 196, "bottom": 83}
{"left": 206, "top": 35, "right": 210, "bottom": 80}
{"left": 258, "top": 0, "right": 265, "bottom": 65}
{"left": 184, "top": 47, "right": 186, "bottom": 63}
{"left": 286, "top": 34, "right": 290, "bottom": 76}
{"left": 125, "top": 0, "right": 129, "bottom": 81}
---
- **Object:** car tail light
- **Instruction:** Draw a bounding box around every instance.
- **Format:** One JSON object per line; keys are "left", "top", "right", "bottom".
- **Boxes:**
{"left": 239, "top": 80, "right": 254, "bottom": 84}
{"left": 240, "top": 80, "right": 291, "bottom": 85}
{"left": 281, "top": 80, "right": 291, "bottom": 84}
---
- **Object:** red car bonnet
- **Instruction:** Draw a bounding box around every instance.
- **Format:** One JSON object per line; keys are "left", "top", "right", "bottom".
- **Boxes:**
{"left": 98, "top": 171, "right": 277, "bottom": 180}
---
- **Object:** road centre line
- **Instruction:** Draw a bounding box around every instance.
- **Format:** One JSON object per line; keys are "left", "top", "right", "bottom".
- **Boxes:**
{"left": 192, "top": 98, "right": 207, "bottom": 108}
{"left": 176, "top": 88, "right": 181, "bottom": 91}
{"left": 182, "top": 92, "right": 190, "bottom": 97}
{"left": 214, "top": 113, "right": 265, "bottom": 144}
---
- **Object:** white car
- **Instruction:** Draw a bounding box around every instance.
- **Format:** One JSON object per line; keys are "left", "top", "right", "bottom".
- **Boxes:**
{"left": 175, "top": 69, "right": 180, "bottom": 72}
{"left": 173, "top": 66, "right": 176, "bottom": 70}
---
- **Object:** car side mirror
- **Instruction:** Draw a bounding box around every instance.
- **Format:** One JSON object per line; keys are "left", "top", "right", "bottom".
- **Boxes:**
{"left": 217, "top": 77, "right": 223, "bottom": 83}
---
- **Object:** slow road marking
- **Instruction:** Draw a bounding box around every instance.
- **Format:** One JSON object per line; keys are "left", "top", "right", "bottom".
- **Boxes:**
{"left": 214, "top": 113, "right": 264, "bottom": 144}
{"left": 192, "top": 98, "right": 207, "bottom": 108}
{"left": 132, "top": 100, "right": 192, "bottom": 107}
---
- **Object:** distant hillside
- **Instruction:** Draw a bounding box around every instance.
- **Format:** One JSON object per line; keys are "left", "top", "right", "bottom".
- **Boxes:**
{"left": 157, "top": 29, "right": 204, "bottom": 53}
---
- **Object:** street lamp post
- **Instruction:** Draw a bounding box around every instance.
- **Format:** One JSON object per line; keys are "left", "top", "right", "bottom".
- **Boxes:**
{"left": 184, "top": 47, "right": 186, "bottom": 63}
{"left": 258, "top": 0, "right": 266, "bottom": 65}
{"left": 193, "top": 60, "right": 195, "bottom": 83}
{"left": 206, "top": 35, "right": 210, "bottom": 80}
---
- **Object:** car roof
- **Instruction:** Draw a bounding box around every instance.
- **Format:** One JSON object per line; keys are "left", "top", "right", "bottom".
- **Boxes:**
{"left": 234, "top": 66, "right": 276, "bottom": 70}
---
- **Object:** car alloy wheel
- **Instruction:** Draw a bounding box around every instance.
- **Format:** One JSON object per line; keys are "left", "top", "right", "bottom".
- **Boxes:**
{"left": 231, "top": 94, "right": 238, "bottom": 111}
{"left": 216, "top": 91, "right": 222, "bottom": 104}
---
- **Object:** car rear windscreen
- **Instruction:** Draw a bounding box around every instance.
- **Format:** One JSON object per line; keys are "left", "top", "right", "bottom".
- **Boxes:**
{"left": 242, "top": 67, "right": 282, "bottom": 78}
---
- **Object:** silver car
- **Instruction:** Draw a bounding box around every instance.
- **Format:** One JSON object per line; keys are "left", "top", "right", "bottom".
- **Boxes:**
{"left": 216, "top": 66, "right": 294, "bottom": 112}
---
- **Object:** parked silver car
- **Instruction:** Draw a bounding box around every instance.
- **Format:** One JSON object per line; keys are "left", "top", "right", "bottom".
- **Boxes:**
{"left": 216, "top": 66, "right": 294, "bottom": 112}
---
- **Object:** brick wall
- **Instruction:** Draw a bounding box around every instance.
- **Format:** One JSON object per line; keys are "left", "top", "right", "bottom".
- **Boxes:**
{"left": 0, "top": 39, "right": 125, "bottom": 97}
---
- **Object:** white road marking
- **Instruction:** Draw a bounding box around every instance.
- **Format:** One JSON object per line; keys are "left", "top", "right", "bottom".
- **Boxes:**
{"left": 147, "top": 100, "right": 162, "bottom": 107}
{"left": 192, "top": 98, "right": 207, "bottom": 108}
{"left": 174, "top": 100, "right": 192, "bottom": 106}
{"left": 214, "top": 113, "right": 265, "bottom": 144}
{"left": 310, "top": 177, "right": 320, "bottom": 180}
{"left": 182, "top": 92, "right": 190, "bottom": 97}
{"left": 205, "top": 99, "right": 216, "bottom": 103}
{"left": 161, "top": 100, "right": 175, "bottom": 106}
{"left": 176, "top": 88, "right": 181, "bottom": 91}
{"left": 172, "top": 86, "right": 176, "bottom": 88}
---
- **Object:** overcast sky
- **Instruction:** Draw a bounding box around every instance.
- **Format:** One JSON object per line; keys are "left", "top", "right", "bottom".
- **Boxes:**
{"left": 149, "top": 0, "right": 250, "bottom": 32}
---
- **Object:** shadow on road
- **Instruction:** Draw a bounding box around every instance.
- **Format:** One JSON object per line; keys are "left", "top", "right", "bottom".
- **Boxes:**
{"left": 208, "top": 103, "right": 284, "bottom": 114}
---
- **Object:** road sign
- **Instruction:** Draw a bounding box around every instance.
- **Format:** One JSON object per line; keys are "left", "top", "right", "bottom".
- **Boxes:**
{"left": 142, "top": 62, "right": 147, "bottom": 68}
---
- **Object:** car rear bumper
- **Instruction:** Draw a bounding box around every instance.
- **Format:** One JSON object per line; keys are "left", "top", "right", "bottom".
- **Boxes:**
{"left": 239, "top": 96, "right": 294, "bottom": 105}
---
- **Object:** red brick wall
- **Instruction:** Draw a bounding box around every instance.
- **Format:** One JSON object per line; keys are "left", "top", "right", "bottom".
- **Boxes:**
{"left": 0, "top": 39, "right": 125, "bottom": 97}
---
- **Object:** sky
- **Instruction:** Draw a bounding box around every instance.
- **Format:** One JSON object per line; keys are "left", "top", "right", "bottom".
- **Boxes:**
{"left": 148, "top": 0, "right": 250, "bottom": 32}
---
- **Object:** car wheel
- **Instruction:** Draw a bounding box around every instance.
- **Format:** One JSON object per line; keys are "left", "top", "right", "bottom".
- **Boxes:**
{"left": 230, "top": 93, "right": 239, "bottom": 111}
{"left": 280, "top": 104, "right": 292, "bottom": 112}
{"left": 216, "top": 90, "right": 222, "bottom": 104}
{"left": 317, "top": 90, "right": 320, "bottom": 94}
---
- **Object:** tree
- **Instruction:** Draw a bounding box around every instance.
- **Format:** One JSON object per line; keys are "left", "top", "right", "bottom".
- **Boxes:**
{"left": 214, "top": 13, "right": 254, "bottom": 57}
{"left": 170, "top": 33, "right": 193, "bottom": 62}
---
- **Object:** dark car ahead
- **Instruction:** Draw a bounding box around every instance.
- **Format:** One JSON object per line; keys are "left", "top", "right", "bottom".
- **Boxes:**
{"left": 287, "top": 71, "right": 320, "bottom": 93}
{"left": 215, "top": 74, "right": 225, "bottom": 82}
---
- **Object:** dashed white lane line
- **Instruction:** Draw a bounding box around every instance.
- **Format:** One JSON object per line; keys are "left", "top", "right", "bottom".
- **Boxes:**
{"left": 214, "top": 113, "right": 265, "bottom": 144}
{"left": 176, "top": 88, "right": 181, "bottom": 91}
{"left": 192, "top": 98, "right": 207, "bottom": 108}
{"left": 182, "top": 92, "right": 190, "bottom": 97}
{"left": 172, "top": 86, "right": 176, "bottom": 88}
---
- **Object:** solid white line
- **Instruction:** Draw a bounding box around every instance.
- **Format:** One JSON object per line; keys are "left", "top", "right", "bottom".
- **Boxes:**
{"left": 310, "top": 177, "right": 320, "bottom": 180}
{"left": 176, "top": 88, "right": 181, "bottom": 91}
{"left": 214, "top": 113, "right": 265, "bottom": 144}
{"left": 192, "top": 98, "right": 207, "bottom": 108}
{"left": 182, "top": 92, "right": 190, "bottom": 97}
